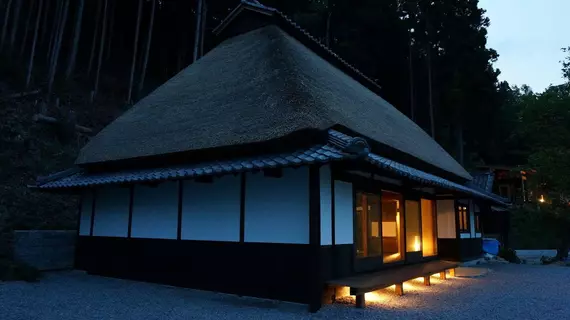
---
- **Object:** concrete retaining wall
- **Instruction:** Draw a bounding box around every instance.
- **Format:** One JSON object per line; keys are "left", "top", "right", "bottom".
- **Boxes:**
{"left": 13, "top": 230, "right": 76, "bottom": 271}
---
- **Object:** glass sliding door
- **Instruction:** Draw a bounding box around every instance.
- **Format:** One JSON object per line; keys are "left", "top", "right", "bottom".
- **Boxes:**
{"left": 355, "top": 192, "right": 382, "bottom": 258}
{"left": 381, "top": 191, "right": 404, "bottom": 263}
{"left": 405, "top": 200, "right": 421, "bottom": 253}
{"left": 421, "top": 199, "right": 438, "bottom": 257}
{"left": 405, "top": 200, "right": 422, "bottom": 261}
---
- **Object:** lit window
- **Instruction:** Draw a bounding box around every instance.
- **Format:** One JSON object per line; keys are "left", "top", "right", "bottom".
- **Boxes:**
{"left": 457, "top": 205, "right": 469, "bottom": 233}
{"left": 421, "top": 199, "right": 437, "bottom": 257}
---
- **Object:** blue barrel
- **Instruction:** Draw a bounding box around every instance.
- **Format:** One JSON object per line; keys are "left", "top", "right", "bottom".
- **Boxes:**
{"left": 483, "top": 238, "right": 500, "bottom": 255}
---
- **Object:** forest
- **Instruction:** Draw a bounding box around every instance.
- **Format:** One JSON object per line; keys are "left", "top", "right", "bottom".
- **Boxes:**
{"left": 0, "top": 0, "right": 568, "bottom": 236}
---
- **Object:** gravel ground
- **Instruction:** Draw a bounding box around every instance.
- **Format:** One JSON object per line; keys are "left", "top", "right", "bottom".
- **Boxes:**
{"left": 1, "top": 264, "right": 569, "bottom": 320}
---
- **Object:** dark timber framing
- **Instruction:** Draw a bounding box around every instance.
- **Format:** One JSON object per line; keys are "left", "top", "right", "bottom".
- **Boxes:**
{"left": 89, "top": 190, "right": 97, "bottom": 236}
{"left": 127, "top": 185, "right": 134, "bottom": 238}
{"left": 177, "top": 180, "right": 184, "bottom": 240}
{"left": 308, "top": 165, "right": 321, "bottom": 313}
{"left": 331, "top": 171, "right": 336, "bottom": 244}
{"left": 239, "top": 172, "right": 246, "bottom": 243}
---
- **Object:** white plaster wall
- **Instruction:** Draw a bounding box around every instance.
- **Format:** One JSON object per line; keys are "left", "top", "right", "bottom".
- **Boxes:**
{"left": 92, "top": 186, "right": 130, "bottom": 237}
{"left": 181, "top": 175, "right": 240, "bottom": 242}
{"left": 79, "top": 191, "right": 93, "bottom": 236}
{"left": 334, "top": 180, "right": 353, "bottom": 244}
{"left": 436, "top": 199, "right": 456, "bottom": 239}
{"left": 320, "top": 165, "right": 332, "bottom": 245}
{"left": 244, "top": 167, "right": 309, "bottom": 244}
{"left": 131, "top": 181, "right": 178, "bottom": 239}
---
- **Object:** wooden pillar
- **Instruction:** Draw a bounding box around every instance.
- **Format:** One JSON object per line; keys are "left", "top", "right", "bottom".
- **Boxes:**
{"left": 440, "top": 271, "right": 447, "bottom": 280}
{"left": 423, "top": 276, "right": 431, "bottom": 286}
{"left": 395, "top": 283, "right": 404, "bottom": 296}
{"left": 449, "top": 268, "right": 456, "bottom": 277}
{"left": 355, "top": 294, "right": 365, "bottom": 308}
{"left": 308, "top": 165, "right": 322, "bottom": 313}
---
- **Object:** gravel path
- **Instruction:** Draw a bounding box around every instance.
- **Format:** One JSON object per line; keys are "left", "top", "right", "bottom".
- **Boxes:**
{"left": 1, "top": 264, "right": 569, "bottom": 320}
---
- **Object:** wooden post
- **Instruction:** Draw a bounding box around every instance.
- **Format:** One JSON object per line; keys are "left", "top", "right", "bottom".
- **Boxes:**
{"left": 87, "top": 0, "right": 102, "bottom": 76}
{"left": 137, "top": 0, "right": 156, "bottom": 98}
{"left": 0, "top": 0, "right": 13, "bottom": 51}
{"left": 92, "top": 0, "right": 108, "bottom": 99}
{"left": 439, "top": 271, "right": 447, "bottom": 280}
{"left": 423, "top": 276, "right": 431, "bottom": 286}
{"left": 355, "top": 294, "right": 365, "bottom": 308}
{"left": 126, "top": 0, "right": 142, "bottom": 104}
{"left": 25, "top": 0, "right": 42, "bottom": 88}
{"left": 395, "top": 283, "right": 404, "bottom": 296}
{"left": 449, "top": 268, "right": 455, "bottom": 277}
{"left": 65, "top": 0, "right": 84, "bottom": 80}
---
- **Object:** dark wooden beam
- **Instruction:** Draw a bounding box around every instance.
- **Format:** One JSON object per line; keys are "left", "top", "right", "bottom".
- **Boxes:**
{"left": 127, "top": 185, "right": 134, "bottom": 238}
{"left": 177, "top": 180, "right": 183, "bottom": 240}
{"left": 239, "top": 172, "right": 246, "bottom": 243}
{"left": 263, "top": 168, "right": 282, "bottom": 178}
{"left": 89, "top": 189, "right": 97, "bottom": 236}
{"left": 355, "top": 294, "right": 365, "bottom": 308}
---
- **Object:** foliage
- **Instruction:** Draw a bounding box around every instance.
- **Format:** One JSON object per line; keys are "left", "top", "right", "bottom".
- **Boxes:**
{"left": 509, "top": 206, "right": 562, "bottom": 250}
{"left": 511, "top": 51, "right": 570, "bottom": 258}
{"left": 563, "top": 47, "right": 570, "bottom": 81}
{"left": 498, "top": 247, "right": 521, "bottom": 264}
{"left": 0, "top": 258, "right": 41, "bottom": 282}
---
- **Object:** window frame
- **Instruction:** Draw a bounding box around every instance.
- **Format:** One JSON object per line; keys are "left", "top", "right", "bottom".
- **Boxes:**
{"left": 474, "top": 212, "right": 482, "bottom": 233}
{"left": 457, "top": 204, "right": 470, "bottom": 234}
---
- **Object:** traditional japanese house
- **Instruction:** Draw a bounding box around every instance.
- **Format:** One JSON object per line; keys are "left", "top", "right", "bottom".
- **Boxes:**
{"left": 33, "top": 0, "right": 508, "bottom": 312}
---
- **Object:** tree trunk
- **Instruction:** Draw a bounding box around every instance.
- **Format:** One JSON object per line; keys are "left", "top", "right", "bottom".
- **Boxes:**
{"left": 325, "top": 11, "right": 331, "bottom": 47}
{"left": 65, "top": 0, "right": 84, "bottom": 80}
{"left": 20, "top": 0, "right": 34, "bottom": 55}
{"left": 25, "top": 0, "right": 43, "bottom": 88}
{"left": 408, "top": 39, "right": 415, "bottom": 122}
{"left": 137, "top": 0, "right": 155, "bottom": 97}
{"left": 192, "top": 0, "right": 203, "bottom": 62}
{"left": 127, "top": 0, "right": 143, "bottom": 104}
{"left": 47, "top": 0, "right": 61, "bottom": 62}
{"left": 46, "top": 0, "right": 69, "bottom": 99}
{"left": 92, "top": 0, "right": 108, "bottom": 99}
{"left": 454, "top": 122, "right": 464, "bottom": 166}
{"left": 8, "top": 0, "right": 21, "bottom": 53}
{"left": 87, "top": 0, "right": 102, "bottom": 76}
{"left": 39, "top": 0, "right": 49, "bottom": 45}
{"left": 0, "top": 0, "right": 13, "bottom": 51}
{"left": 105, "top": 0, "right": 114, "bottom": 60}
{"left": 427, "top": 44, "right": 435, "bottom": 138}
{"left": 199, "top": 1, "right": 207, "bottom": 57}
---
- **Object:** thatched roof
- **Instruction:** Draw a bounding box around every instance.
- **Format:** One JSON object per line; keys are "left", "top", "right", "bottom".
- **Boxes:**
{"left": 76, "top": 6, "right": 471, "bottom": 181}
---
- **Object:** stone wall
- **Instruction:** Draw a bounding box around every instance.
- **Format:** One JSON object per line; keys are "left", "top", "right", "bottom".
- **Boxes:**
{"left": 12, "top": 230, "right": 76, "bottom": 271}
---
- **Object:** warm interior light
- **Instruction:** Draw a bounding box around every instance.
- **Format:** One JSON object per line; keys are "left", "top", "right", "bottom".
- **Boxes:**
{"left": 539, "top": 195, "right": 545, "bottom": 203}
{"left": 364, "top": 291, "right": 385, "bottom": 302}
{"left": 414, "top": 235, "right": 421, "bottom": 251}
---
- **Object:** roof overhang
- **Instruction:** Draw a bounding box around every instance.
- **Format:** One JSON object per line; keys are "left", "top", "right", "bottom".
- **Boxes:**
{"left": 34, "top": 130, "right": 507, "bottom": 207}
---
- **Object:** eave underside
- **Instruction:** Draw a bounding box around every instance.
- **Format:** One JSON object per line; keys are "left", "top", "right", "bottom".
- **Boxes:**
{"left": 34, "top": 130, "right": 508, "bottom": 207}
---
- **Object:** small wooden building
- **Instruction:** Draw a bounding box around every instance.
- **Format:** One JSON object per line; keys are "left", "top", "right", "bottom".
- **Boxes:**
{"left": 34, "top": 1, "right": 507, "bottom": 312}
